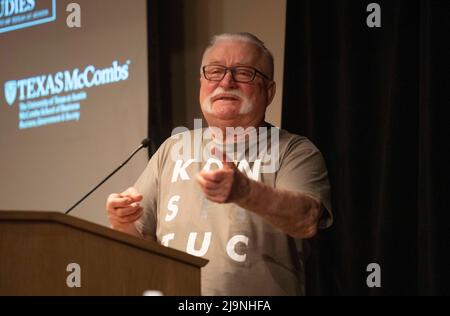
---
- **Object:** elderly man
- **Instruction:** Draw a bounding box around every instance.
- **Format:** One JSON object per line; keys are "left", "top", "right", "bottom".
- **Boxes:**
{"left": 106, "top": 32, "right": 332, "bottom": 295}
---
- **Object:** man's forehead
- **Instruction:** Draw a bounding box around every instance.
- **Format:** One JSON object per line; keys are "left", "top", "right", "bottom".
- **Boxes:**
{"left": 203, "top": 40, "right": 263, "bottom": 65}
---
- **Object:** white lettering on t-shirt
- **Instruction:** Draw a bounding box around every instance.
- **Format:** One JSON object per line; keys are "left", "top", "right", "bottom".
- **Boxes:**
{"left": 161, "top": 233, "right": 175, "bottom": 247}
{"left": 186, "top": 232, "right": 212, "bottom": 257}
{"left": 165, "top": 195, "right": 180, "bottom": 222}
{"left": 238, "top": 159, "right": 262, "bottom": 181}
{"left": 171, "top": 159, "right": 195, "bottom": 182}
{"left": 226, "top": 235, "right": 249, "bottom": 262}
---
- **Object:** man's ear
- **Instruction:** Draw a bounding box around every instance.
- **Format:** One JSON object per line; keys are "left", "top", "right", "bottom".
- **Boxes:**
{"left": 266, "top": 81, "right": 276, "bottom": 106}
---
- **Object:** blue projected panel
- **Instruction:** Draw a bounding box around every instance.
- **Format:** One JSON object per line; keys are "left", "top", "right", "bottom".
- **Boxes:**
{"left": 0, "top": 0, "right": 56, "bottom": 33}
{"left": 4, "top": 60, "right": 132, "bottom": 129}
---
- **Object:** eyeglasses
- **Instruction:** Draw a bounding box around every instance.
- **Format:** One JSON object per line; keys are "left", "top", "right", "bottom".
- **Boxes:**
{"left": 202, "top": 65, "right": 271, "bottom": 83}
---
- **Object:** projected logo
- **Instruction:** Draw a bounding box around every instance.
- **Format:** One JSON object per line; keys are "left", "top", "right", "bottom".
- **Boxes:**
{"left": 4, "top": 80, "right": 17, "bottom": 106}
{"left": 4, "top": 60, "right": 131, "bottom": 129}
{"left": 0, "top": 0, "right": 56, "bottom": 33}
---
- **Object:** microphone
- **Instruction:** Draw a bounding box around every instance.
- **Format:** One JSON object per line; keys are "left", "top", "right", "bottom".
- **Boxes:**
{"left": 65, "top": 138, "right": 151, "bottom": 215}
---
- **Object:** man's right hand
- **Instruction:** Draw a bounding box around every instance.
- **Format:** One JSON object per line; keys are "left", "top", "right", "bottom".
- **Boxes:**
{"left": 106, "top": 187, "right": 143, "bottom": 236}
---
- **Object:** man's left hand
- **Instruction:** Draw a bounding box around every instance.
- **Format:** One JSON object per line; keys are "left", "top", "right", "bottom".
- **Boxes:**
{"left": 196, "top": 162, "right": 250, "bottom": 204}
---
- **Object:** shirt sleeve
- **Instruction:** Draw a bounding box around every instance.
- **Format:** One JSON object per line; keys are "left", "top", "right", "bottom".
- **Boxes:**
{"left": 133, "top": 146, "right": 161, "bottom": 238}
{"left": 275, "top": 135, "right": 333, "bottom": 229}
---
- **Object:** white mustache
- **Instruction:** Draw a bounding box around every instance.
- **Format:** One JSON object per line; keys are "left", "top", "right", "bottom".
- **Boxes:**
{"left": 210, "top": 87, "right": 243, "bottom": 100}
{"left": 202, "top": 88, "right": 253, "bottom": 114}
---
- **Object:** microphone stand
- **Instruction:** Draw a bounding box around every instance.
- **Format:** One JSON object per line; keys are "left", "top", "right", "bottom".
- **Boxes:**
{"left": 65, "top": 138, "right": 150, "bottom": 215}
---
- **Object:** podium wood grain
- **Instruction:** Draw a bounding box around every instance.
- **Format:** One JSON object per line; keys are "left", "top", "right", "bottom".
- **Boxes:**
{"left": 0, "top": 211, "right": 207, "bottom": 295}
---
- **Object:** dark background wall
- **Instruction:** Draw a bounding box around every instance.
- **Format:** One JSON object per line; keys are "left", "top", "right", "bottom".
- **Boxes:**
{"left": 282, "top": 0, "right": 450, "bottom": 295}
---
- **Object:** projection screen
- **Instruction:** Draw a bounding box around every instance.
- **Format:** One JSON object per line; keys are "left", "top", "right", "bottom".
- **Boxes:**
{"left": 0, "top": 0, "right": 149, "bottom": 226}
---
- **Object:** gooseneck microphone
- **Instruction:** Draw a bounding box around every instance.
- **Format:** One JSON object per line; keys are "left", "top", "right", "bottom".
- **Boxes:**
{"left": 65, "top": 138, "right": 151, "bottom": 215}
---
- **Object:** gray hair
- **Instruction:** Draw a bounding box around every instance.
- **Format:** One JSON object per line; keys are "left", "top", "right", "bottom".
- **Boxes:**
{"left": 201, "top": 32, "right": 274, "bottom": 80}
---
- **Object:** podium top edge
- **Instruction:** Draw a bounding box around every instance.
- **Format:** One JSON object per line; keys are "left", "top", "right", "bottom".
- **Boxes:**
{"left": 0, "top": 210, "right": 208, "bottom": 268}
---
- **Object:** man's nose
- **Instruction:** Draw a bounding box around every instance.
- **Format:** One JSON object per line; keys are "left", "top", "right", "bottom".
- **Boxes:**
{"left": 219, "top": 70, "right": 238, "bottom": 88}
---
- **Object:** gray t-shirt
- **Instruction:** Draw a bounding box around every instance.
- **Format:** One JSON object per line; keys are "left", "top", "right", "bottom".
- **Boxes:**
{"left": 134, "top": 126, "right": 332, "bottom": 295}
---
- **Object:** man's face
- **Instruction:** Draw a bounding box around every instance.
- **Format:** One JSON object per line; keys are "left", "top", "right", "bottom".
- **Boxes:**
{"left": 199, "top": 39, "right": 275, "bottom": 127}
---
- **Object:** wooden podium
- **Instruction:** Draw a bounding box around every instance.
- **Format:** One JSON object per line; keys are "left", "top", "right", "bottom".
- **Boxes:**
{"left": 0, "top": 211, "right": 208, "bottom": 296}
